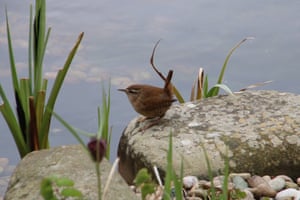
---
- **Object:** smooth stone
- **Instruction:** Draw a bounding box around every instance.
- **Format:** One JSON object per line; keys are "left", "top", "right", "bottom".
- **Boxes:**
{"left": 118, "top": 91, "right": 300, "bottom": 184}
{"left": 262, "top": 175, "right": 272, "bottom": 182}
{"left": 249, "top": 183, "right": 277, "bottom": 197}
{"left": 232, "top": 176, "right": 248, "bottom": 190}
{"left": 247, "top": 175, "right": 268, "bottom": 188}
{"left": 285, "top": 181, "right": 299, "bottom": 189}
{"left": 4, "top": 145, "right": 138, "bottom": 200}
{"left": 276, "top": 175, "right": 293, "bottom": 182}
{"left": 242, "top": 189, "right": 255, "bottom": 200}
{"left": 183, "top": 176, "right": 198, "bottom": 189}
{"left": 230, "top": 173, "right": 251, "bottom": 180}
{"left": 268, "top": 177, "right": 286, "bottom": 191}
{"left": 275, "top": 188, "right": 300, "bottom": 200}
{"left": 297, "top": 177, "right": 300, "bottom": 186}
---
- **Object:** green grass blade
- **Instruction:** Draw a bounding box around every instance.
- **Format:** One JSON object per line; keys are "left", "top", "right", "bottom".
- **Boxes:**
{"left": 207, "top": 84, "right": 234, "bottom": 97}
{"left": 52, "top": 112, "right": 86, "bottom": 148}
{"left": 97, "top": 82, "right": 111, "bottom": 159}
{"left": 203, "top": 75, "right": 209, "bottom": 98}
{"left": 211, "top": 37, "right": 254, "bottom": 96}
{"left": 19, "top": 79, "right": 31, "bottom": 145}
{"left": 173, "top": 159, "right": 183, "bottom": 200}
{"left": 5, "top": 7, "right": 19, "bottom": 93}
{"left": 19, "top": 79, "right": 30, "bottom": 124}
{"left": 40, "top": 32, "right": 84, "bottom": 146}
{"left": 163, "top": 132, "right": 173, "bottom": 199}
{"left": 220, "top": 149, "right": 230, "bottom": 200}
{"left": 36, "top": 91, "right": 46, "bottom": 134}
{"left": 207, "top": 84, "right": 233, "bottom": 97}
{"left": 173, "top": 86, "right": 185, "bottom": 103}
{"left": 201, "top": 143, "right": 218, "bottom": 199}
{"left": 0, "top": 85, "right": 27, "bottom": 157}
{"left": 28, "top": 4, "right": 34, "bottom": 95}
{"left": 33, "top": 0, "right": 46, "bottom": 93}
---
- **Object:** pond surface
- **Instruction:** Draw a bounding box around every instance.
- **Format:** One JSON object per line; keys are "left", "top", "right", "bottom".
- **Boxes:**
{"left": 0, "top": 0, "right": 300, "bottom": 165}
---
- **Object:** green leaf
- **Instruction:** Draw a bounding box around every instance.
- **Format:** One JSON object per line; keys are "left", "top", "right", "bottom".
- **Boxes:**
{"left": 52, "top": 112, "right": 86, "bottom": 148}
{"left": 206, "top": 84, "right": 234, "bottom": 97}
{"left": 35, "top": 90, "right": 46, "bottom": 133}
{"left": 134, "top": 168, "right": 152, "bottom": 186}
{"left": 60, "top": 188, "right": 83, "bottom": 198}
{"left": 212, "top": 37, "right": 254, "bottom": 96}
{"left": 5, "top": 7, "right": 19, "bottom": 93}
{"left": 163, "top": 132, "right": 173, "bottom": 199}
{"left": 173, "top": 86, "right": 185, "bottom": 103}
{"left": 40, "top": 32, "right": 84, "bottom": 147}
{"left": 40, "top": 178, "right": 57, "bottom": 200}
{"left": 201, "top": 143, "right": 217, "bottom": 199}
{"left": 28, "top": 4, "right": 33, "bottom": 94}
{"left": 0, "top": 85, "right": 27, "bottom": 157}
{"left": 97, "top": 82, "right": 111, "bottom": 159}
{"left": 54, "top": 177, "right": 75, "bottom": 187}
{"left": 173, "top": 160, "right": 183, "bottom": 200}
{"left": 141, "top": 183, "right": 156, "bottom": 200}
{"left": 203, "top": 75, "right": 209, "bottom": 98}
{"left": 33, "top": 0, "right": 47, "bottom": 93}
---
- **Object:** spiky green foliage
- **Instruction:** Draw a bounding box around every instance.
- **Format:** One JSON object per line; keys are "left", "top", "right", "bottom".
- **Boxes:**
{"left": 40, "top": 176, "right": 83, "bottom": 200}
{"left": 0, "top": 0, "right": 84, "bottom": 157}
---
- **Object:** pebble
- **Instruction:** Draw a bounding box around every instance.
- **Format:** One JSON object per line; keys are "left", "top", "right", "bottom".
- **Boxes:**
{"left": 183, "top": 176, "right": 198, "bottom": 189}
{"left": 247, "top": 175, "right": 268, "bottom": 188}
{"left": 248, "top": 182, "right": 277, "bottom": 197}
{"left": 232, "top": 175, "right": 248, "bottom": 190}
{"left": 268, "top": 177, "right": 286, "bottom": 191}
{"left": 276, "top": 175, "right": 293, "bottom": 183}
{"left": 275, "top": 188, "right": 300, "bottom": 200}
{"left": 262, "top": 175, "right": 272, "bottom": 182}
{"left": 181, "top": 173, "right": 300, "bottom": 200}
{"left": 230, "top": 172, "right": 251, "bottom": 180}
{"left": 2, "top": 154, "right": 300, "bottom": 200}
{"left": 285, "top": 181, "right": 299, "bottom": 189}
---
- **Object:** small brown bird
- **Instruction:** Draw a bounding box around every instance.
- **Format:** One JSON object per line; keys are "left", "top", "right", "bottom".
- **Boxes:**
{"left": 118, "top": 70, "right": 176, "bottom": 120}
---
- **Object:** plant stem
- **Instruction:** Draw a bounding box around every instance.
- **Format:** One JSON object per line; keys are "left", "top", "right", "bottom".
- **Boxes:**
{"left": 95, "top": 162, "right": 102, "bottom": 200}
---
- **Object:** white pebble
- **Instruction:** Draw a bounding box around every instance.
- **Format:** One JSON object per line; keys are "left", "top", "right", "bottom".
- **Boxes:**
{"left": 268, "top": 177, "right": 286, "bottom": 191}
{"left": 183, "top": 176, "right": 198, "bottom": 189}
{"left": 275, "top": 188, "right": 300, "bottom": 200}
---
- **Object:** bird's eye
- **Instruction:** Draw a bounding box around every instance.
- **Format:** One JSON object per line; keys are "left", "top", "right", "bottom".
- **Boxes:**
{"left": 128, "top": 88, "right": 139, "bottom": 94}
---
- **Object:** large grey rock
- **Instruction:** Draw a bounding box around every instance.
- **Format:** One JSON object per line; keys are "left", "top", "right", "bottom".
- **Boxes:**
{"left": 5, "top": 145, "right": 138, "bottom": 200}
{"left": 118, "top": 90, "right": 300, "bottom": 184}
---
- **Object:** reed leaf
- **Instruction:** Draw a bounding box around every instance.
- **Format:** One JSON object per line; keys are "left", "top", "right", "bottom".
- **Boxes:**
{"left": 5, "top": 8, "right": 19, "bottom": 93}
{"left": 0, "top": 85, "right": 27, "bottom": 156}
{"left": 210, "top": 37, "right": 254, "bottom": 96}
{"left": 40, "top": 32, "right": 84, "bottom": 147}
{"left": 97, "top": 82, "right": 111, "bottom": 159}
{"left": 207, "top": 84, "right": 234, "bottom": 97}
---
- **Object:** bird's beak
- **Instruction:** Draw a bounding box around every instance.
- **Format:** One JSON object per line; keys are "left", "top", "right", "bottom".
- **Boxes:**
{"left": 118, "top": 88, "right": 127, "bottom": 92}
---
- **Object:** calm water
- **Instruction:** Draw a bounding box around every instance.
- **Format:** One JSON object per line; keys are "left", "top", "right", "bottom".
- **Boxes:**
{"left": 0, "top": 0, "right": 300, "bottom": 165}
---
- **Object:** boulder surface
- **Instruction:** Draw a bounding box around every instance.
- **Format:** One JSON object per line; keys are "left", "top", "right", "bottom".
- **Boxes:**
{"left": 118, "top": 90, "right": 300, "bottom": 184}
{"left": 5, "top": 145, "right": 138, "bottom": 200}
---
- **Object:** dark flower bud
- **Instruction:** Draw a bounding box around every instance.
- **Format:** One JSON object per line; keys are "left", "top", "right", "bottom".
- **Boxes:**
{"left": 87, "top": 137, "right": 107, "bottom": 162}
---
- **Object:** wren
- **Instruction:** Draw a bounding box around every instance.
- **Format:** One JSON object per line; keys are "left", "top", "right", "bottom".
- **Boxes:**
{"left": 118, "top": 70, "right": 175, "bottom": 120}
